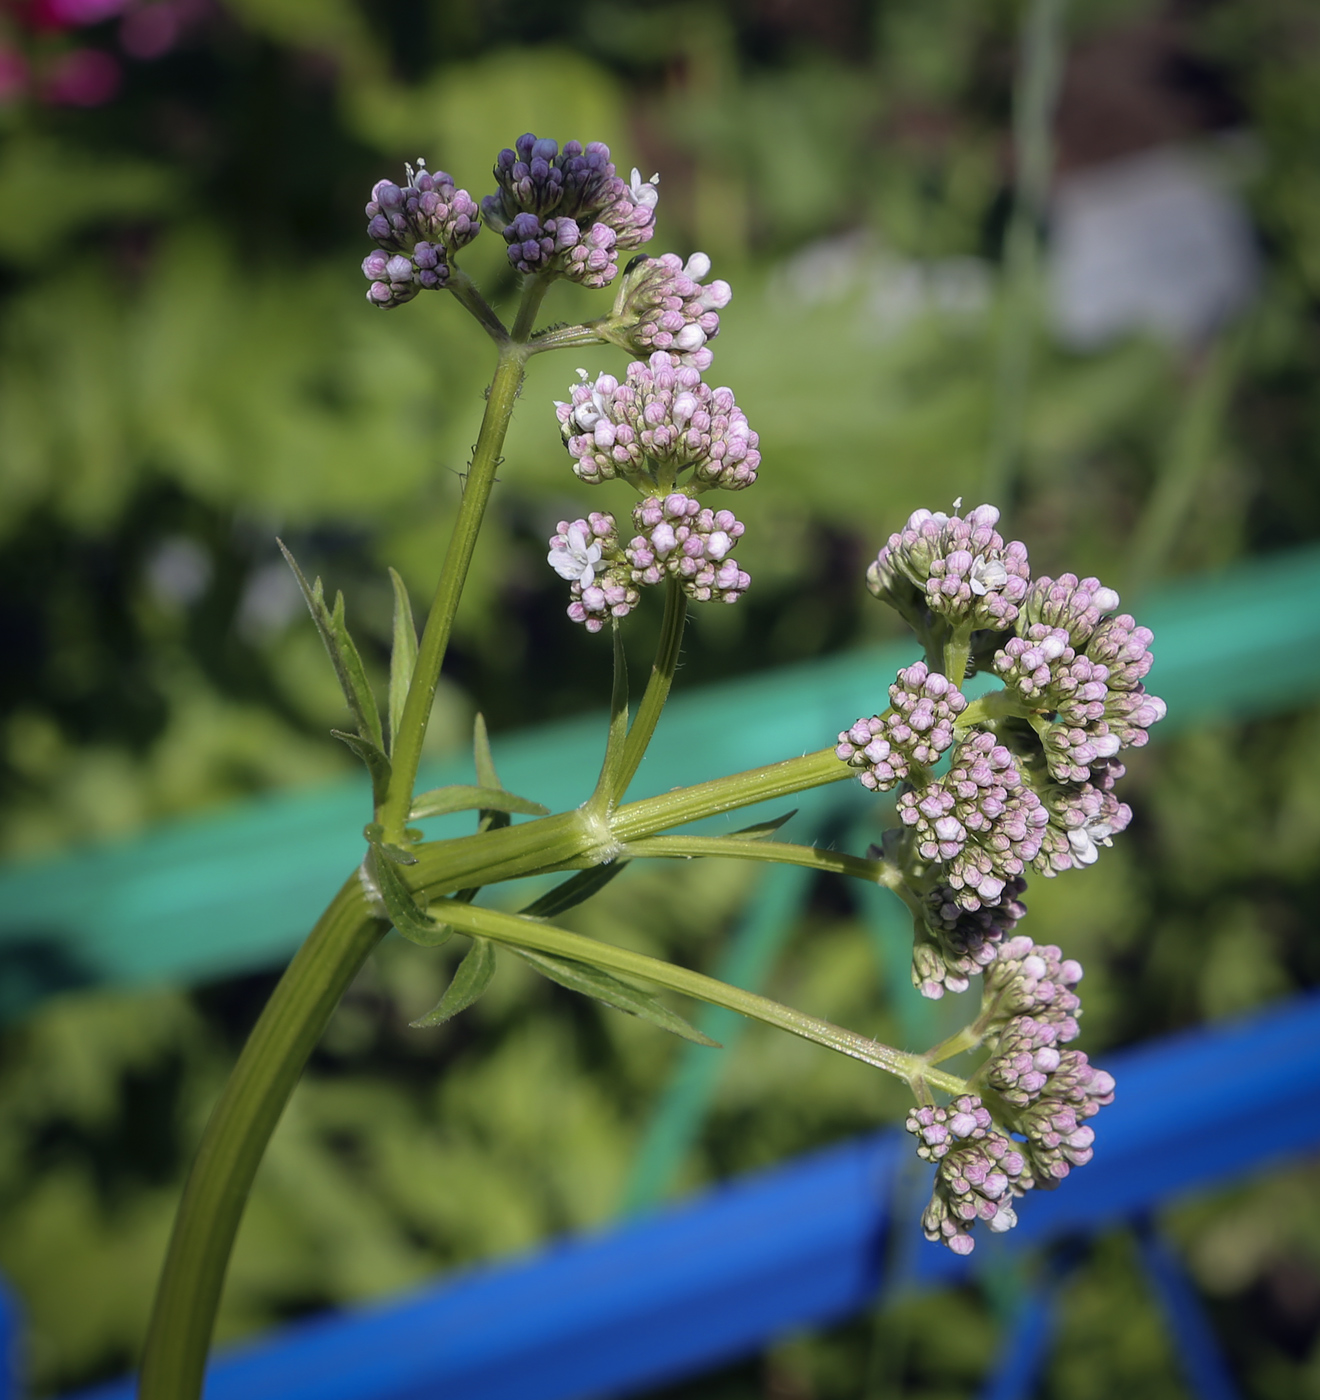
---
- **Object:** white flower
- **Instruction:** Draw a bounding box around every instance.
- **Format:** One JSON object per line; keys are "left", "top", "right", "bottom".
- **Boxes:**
{"left": 629, "top": 168, "right": 660, "bottom": 209}
{"left": 548, "top": 523, "right": 602, "bottom": 584}
{"left": 968, "top": 555, "right": 1009, "bottom": 596}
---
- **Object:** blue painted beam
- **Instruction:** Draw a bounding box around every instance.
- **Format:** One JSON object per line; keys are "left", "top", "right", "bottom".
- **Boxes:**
{"left": 67, "top": 989, "right": 1320, "bottom": 1400}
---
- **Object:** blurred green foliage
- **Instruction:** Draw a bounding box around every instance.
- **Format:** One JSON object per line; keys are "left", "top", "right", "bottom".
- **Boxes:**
{"left": 2, "top": 0, "right": 1320, "bottom": 1394}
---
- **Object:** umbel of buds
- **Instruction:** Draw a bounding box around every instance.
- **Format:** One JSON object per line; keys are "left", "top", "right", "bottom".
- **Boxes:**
{"left": 362, "top": 160, "right": 481, "bottom": 308}
{"left": 481, "top": 135, "right": 659, "bottom": 288}
{"left": 555, "top": 354, "right": 759, "bottom": 493}
{"left": 601, "top": 252, "right": 733, "bottom": 371}
{"left": 547, "top": 493, "right": 750, "bottom": 631}
{"left": 842, "top": 502, "right": 1156, "bottom": 1252}
{"left": 546, "top": 352, "right": 759, "bottom": 631}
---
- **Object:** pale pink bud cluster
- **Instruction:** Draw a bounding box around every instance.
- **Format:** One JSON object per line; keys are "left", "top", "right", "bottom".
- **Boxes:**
{"left": 555, "top": 354, "right": 760, "bottom": 491}
{"left": 1018, "top": 573, "right": 1121, "bottom": 647}
{"left": 1035, "top": 778, "right": 1132, "bottom": 874}
{"left": 546, "top": 514, "right": 638, "bottom": 633}
{"left": 836, "top": 662, "right": 966, "bottom": 791}
{"left": 868, "top": 503, "right": 1030, "bottom": 629}
{"left": 912, "top": 876, "right": 1028, "bottom": 998}
{"left": 981, "top": 937, "right": 1083, "bottom": 1032}
{"left": 897, "top": 733, "right": 1048, "bottom": 910}
{"left": 607, "top": 252, "right": 732, "bottom": 370}
{"left": 626, "top": 493, "right": 749, "bottom": 603}
{"left": 906, "top": 1096, "right": 1030, "bottom": 1254}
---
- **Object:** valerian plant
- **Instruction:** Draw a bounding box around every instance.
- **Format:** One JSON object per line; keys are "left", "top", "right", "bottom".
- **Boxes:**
{"left": 139, "top": 135, "right": 1164, "bottom": 1396}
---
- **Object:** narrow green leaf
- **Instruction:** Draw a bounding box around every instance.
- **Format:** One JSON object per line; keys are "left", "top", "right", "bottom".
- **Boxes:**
{"left": 732, "top": 809, "right": 799, "bottom": 841}
{"left": 519, "top": 862, "right": 630, "bottom": 919}
{"left": 410, "top": 937, "right": 496, "bottom": 1027}
{"left": 331, "top": 730, "right": 391, "bottom": 809}
{"left": 369, "top": 848, "right": 450, "bottom": 945}
{"left": 278, "top": 540, "right": 384, "bottom": 752}
{"left": 387, "top": 567, "right": 418, "bottom": 757}
{"left": 472, "top": 713, "right": 500, "bottom": 791}
{"left": 510, "top": 946, "right": 720, "bottom": 1047}
{"left": 410, "top": 784, "right": 549, "bottom": 821}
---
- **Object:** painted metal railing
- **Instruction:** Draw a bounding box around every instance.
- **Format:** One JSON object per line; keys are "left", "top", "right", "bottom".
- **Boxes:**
{"left": 1, "top": 543, "right": 1318, "bottom": 1398}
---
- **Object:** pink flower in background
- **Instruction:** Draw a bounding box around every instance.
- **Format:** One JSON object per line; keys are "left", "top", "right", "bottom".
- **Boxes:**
{"left": 42, "top": 46, "right": 120, "bottom": 104}
{"left": 29, "top": 0, "right": 128, "bottom": 29}
{"left": 0, "top": 48, "right": 27, "bottom": 101}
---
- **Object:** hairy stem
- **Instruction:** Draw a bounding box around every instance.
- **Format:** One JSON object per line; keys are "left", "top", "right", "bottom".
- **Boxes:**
{"left": 139, "top": 877, "right": 386, "bottom": 1400}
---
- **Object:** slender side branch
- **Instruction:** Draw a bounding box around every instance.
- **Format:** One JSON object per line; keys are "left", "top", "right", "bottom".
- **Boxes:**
{"left": 430, "top": 896, "right": 967, "bottom": 1089}
{"left": 610, "top": 747, "right": 851, "bottom": 840}
{"left": 621, "top": 834, "right": 892, "bottom": 885}
{"left": 447, "top": 268, "right": 510, "bottom": 345}
{"left": 615, "top": 578, "right": 687, "bottom": 800}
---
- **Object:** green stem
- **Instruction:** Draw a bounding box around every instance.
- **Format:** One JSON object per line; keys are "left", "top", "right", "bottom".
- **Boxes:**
{"left": 610, "top": 747, "right": 850, "bottom": 840}
{"left": 431, "top": 896, "right": 971, "bottom": 1089}
{"left": 139, "top": 877, "right": 386, "bottom": 1400}
{"left": 616, "top": 578, "right": 687, "bottom": 799}
{"left": 923, "top": 1022, "right": 985, "bottom": 1066}
{"left": 527, "top": 319, "right": 610, "bottom": 355}
{"left": 621, "top": 834, "right": 888, "bottom": 885}
{"left": 379, "top": 277, "right": 549, "bottom": 843}
{"left": 941, "top": 621, "right": 975, "bottom": 688}
{"left": 447, "top": 268, "right": 510, "bottom": 345}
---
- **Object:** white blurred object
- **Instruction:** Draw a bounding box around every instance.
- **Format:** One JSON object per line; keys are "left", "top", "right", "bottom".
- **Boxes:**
{"left": 1049, "top": 143, "right": 1259, "bottom": 350}
{"left": 146, "top": 536, "right": 211, "bottom": 607}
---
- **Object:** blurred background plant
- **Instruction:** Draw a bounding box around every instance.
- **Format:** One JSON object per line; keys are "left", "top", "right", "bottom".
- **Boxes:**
{"left": 2, "top": 0, "right": 1320, "bottom": 1394}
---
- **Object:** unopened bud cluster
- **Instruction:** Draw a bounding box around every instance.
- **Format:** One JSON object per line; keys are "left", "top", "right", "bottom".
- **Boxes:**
{"left": 905, "top": 937, "right": 1116, "bottom": 1254}
{"left": 482, "top": 135, "right": 658, "bottom": 288}
{"left": 547, "top": 493, "right": 750, "bottom": 631}
{"left": 362, "top": 161, "right": 481, "bottom": 307}
{"left": 843, "top": 504, "right": 1146, "bottom": 1252}
{"left": 839, "top": 503, "right": 1162, "bottom": 997}
{"left": 547, "top": 350, "right": 759, "bottom": 630}
{"left": 601, "top": 252, "right": 732, "bottom": 370}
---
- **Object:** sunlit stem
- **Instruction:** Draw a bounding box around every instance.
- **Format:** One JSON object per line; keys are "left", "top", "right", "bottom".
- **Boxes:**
{"left": 615, "top": 578, "right": 688, "bottom": 799}
{"left": 430, "top": 896, "right": 969, "bottom": 1093}
{"left": 379, "top": 275, "right": 550, "bottom": 843}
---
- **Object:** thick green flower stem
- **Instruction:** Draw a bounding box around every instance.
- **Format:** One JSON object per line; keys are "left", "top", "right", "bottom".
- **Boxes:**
{"left": 139, "top": 876, "right": 385, "bottom": 1400}
{"left": 379, "top": 277, "right": 550, "bottom": 844}
{"left": 431, "top": 896, "right": 968, "bottom": 1093}
{"left": 615, "top": 579, "right": 687, "bottom": 799}
{"left": 608, "top": 748, "right": 852, "bottom": 841}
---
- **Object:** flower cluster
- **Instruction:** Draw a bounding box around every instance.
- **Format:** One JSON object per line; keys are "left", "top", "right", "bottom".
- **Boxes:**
{"left": 362, "top": 161, "right": 481, "bottom": 308}
{"left": 841, "top": 503, "right": 1163, "bottom": 999}
{"left": 547, "top": 493, "right": 751, "bottom": 630}
{"left": 836, "top": 662, "right": 967, "bottom": 791}
{"left": 626, "top": 494, "right": 750, "bottom": 604}
{"left": 905, "top": 1097, "right": 1030, "bottom": 1255}
{"left": 481, "top": 135, "right": 658, "bottom": 288}
{"left": 603, "top": 252, "right": 732, "bottom": 371}
{"left": 555, "top": 353, "right": 760, "bottom": 492}
{"left": 867, "top": 503, "right": 1031, "bottom": 631}
{"left": 907, "top": 939, "right": 1115, "bottom": 1255}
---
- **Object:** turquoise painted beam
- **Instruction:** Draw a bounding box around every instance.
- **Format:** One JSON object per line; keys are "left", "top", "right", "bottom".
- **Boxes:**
{"left": 1, "top": 545, "right": 1318, "bottom": 1017}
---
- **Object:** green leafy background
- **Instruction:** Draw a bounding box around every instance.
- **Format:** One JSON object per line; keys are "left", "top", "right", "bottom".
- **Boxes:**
{"left": 2, "top": 0, "right": 1320, "bottom": 1394}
